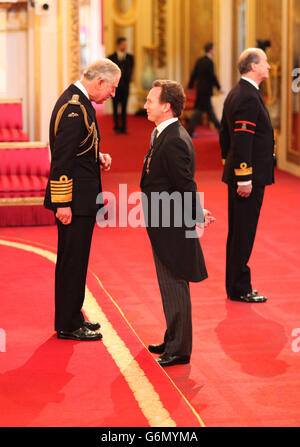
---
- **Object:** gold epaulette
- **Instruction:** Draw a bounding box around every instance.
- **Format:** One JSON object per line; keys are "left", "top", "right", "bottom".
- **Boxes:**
{"left": 50, "top": 175, "right": 73, "bottom": 203}
{"left": 234, "top": 162, "right": 253, "bottom": 176}
{"left": 54, "top": 94, "right": 98, "bottom": 161}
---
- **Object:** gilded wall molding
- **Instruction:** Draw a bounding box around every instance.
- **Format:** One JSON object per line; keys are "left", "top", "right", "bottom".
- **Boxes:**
{"left": 287, "top": 0, "right": 300, "bottom": 164}
{"left": 113, "top": 0, "right": 137, "bottom": 21}
{"left": 157, "top": 0, "right": 167, "bottom": 68}
{"left": 34, "top": 12, "right": 41, "bottom": 141}
{"left": 67, "top": 0, "right": 80, "bottom": 84}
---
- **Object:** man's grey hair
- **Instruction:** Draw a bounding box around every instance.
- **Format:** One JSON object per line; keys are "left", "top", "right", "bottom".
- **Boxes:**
{"left": 83, "top": 58, "right": 120, "bottom": 82}
{"left": 238, "top": 48, "right": 266, "bottom": 75}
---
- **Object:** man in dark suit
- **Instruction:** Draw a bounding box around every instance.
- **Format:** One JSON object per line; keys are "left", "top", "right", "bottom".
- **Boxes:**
{"left": 220, "top": 48, "right": 275, "bottom": 303}
{"left": 108, "top": 37, "right": 134, "bottom": 134}
{"left": 141, "top": 80, "right": 215, "bottom": 367}
{"left": 187, "top": 42, "right": 223, "bottom": 137}
{"left": 44, "top": 58, "right": 121, "bottom": 340}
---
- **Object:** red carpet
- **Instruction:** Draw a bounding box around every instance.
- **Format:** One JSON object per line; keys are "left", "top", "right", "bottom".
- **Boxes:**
{"left": 0, "top": 237, "right": 202, "bottom": 427}
{"left": 1, "top": 115, "right": 300, "bottom": 427}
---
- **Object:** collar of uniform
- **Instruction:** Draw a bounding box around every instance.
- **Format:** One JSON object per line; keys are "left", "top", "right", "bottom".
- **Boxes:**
{"left": 156, "top": 117, "right": 179, "bottom": 137}
{"left": 74, "top": 80, "right": 90, "bottom": 100}
{"left": 241, "top": 76, "right": 259, "bottom": 90}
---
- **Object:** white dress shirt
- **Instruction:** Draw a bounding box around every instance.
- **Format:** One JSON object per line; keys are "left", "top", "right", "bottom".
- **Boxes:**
{"left": 74, "top": 80, "right": 90, "bottom": 100}
{"left": 241, "top": 76, "right": 259, "bottom": 90}
{"left": 155, "top": 117, "right": 178, "bottom": 137}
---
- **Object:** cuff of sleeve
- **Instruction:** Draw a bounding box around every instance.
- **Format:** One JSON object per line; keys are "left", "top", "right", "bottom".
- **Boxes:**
{"left": 237, "top": 180, "right": 252, "bottom": 186}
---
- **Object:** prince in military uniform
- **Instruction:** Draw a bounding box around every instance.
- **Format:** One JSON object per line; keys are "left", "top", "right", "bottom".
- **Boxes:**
{"left": 220, "top": 48, "right": 275, "bottom": 303}
{"left": 44, "top": 59, "right": 121, "bottom": 340}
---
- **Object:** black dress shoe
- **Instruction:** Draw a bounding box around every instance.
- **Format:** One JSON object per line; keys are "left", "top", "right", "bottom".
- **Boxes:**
{"left": 228, "top": 291, "right": 267, "bottom": 303}
{"left": 83, "top": 320, "right": 101, "bottom": 331}
{"left": 156, "top": 353, "right": 190, "bottom": 367}
{"left": 57, "top": 326, "right": 103, "bottom": 341}
{"left": 148, "top": 343, "right": 165, "bottom": 354}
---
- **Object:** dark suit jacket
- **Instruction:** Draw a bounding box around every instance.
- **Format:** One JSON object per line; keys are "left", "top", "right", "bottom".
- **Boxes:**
{"left": 220, "top": 78, "right": 275, "bottom": 186}
{"left": 188, "top": 55, "right": 221, "bottom": 109}
{"left": 44, "top": 84, "right": 102, "bottom": 216}
{"left": 140, "top": 121, "right": 208, "bottom": 283}
{"left": 107, "top": 52, "right": 134, "bottom": 92}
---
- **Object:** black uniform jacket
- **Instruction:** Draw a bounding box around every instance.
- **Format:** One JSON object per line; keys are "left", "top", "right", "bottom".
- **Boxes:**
{"left": 140, "top": 121, "right": 208, "bottom": 283}
{"left": 220, "top": 78, "right": 275, "bottom": 186}
{"left": 107, "top": 52, "right": 134, "bottom": 91}
{"left": 188, "top": 55, "right": 221, "bottom": 109}
{"left": 44, "top": 84, "right": 102, "bottom": 216}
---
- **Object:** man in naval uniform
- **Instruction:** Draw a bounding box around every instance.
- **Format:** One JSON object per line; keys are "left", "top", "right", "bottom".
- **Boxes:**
{"left": 220, "top": 48, "right": 275, "bottom": 303}
{"left": 44, "top": 58, "right": 121, "bottom": 340}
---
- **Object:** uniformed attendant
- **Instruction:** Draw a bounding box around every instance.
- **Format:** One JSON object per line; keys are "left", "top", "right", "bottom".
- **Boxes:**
{"left": 44, "top": 58, "right": 121, "bottom": 340}
{"left": 220, "top": 48, "right": 275, "bottom": 303}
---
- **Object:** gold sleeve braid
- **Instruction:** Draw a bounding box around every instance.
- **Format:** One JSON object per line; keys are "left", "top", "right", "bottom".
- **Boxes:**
{"left": 50, "top": 175, "right": 73, "bottom": 203}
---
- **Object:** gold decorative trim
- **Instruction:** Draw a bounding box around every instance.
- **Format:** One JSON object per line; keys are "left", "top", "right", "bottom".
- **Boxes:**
{"left": 0, "top": 197, "right": 44, "bottom": 207}
{"left": 113, "top": 0, "right": 137, "bottom": 22}
{"left": 157, "top": 0, "right": 167, "bottom": 68}
{"left": 213, "top": 0, "right": 221, "bottom": 82}
{"left": 34, "top": 13, "right": 41, "bottom": 141}
{"left": 0, "top": 141, "right": 47, "bottom": 149}
{"left": 67, "top": 0, "right": 80, "bottom": 84}
{"left": 234, "top": 163, "right": 253, "bottom": 176}
{"left": 0, "top": 2, "right": 27, "bottom": 11}
{"left": 50, "top": 176, "right": 73, "bottom": 203}
{"left": 0, "top": 98, "right": 22, "bottom": 103}
{"left": 0, "top": 239, "right": 181, "bottom": 428}
{"left": 57, "top": 0, "right": 64, "bottom": 94}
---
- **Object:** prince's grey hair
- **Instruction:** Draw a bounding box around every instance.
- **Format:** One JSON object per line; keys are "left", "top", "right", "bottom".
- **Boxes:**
{"left": 83, "top": 58, "right": 120, "bottom": 82}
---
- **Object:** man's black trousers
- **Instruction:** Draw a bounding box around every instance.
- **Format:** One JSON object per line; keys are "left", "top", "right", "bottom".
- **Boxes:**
{"left": 112, "top": 87, "right": 129, "bottom": 132}
{"left": 54, "top": 215, "right": 95, "bottom": 332}
{"left": 226, "top": 184, "right": 265, "bottom": 298}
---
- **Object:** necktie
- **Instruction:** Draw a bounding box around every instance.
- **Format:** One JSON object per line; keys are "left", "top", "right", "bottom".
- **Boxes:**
{"left": 151, "top": 128, "right": 158, "bottom": 147}
{"left": 146, "top": 128, "right": 158, "bottom": 174}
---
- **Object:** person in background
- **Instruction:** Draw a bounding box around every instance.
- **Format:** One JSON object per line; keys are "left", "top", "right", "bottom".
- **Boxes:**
{"left": 108, "top": 37, "right": 134, "bottom": 134}
{"left": 187, "top": 42, "right": 223, "bottom": 137}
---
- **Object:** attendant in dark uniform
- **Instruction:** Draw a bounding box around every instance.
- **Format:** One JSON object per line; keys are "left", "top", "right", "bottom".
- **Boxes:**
{"left": 44, "top": 58, "right": 121, "bottom": 340}
{"left": 187, "top": 42, "right": 222, "bottom": 137}
{"left": 141, "top": 80, "right": 215, "bottom": 367}
{"left": 108, "top": 37, "right": 134, "bottom": 134}
{"left": 220, "top": 48, "right": 275, "bottom": 303}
